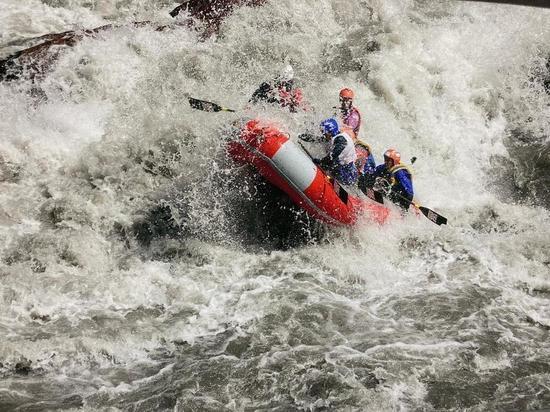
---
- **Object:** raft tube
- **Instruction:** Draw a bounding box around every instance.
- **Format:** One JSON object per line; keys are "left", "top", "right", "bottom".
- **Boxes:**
{"left": 226, "top": 119, "right": 390, "bottom": 226}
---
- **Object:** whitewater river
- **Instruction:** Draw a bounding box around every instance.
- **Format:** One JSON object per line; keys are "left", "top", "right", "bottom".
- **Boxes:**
{"left": 1, "top": 0, "right": 550, "bottom": 410}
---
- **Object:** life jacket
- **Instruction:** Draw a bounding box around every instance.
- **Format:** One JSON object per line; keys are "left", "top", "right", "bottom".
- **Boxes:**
{"left": 329, "top": 130, "right": 357, "bottom": 165}
{"left": 278, "top": 87, "right": 303, "bottom": 111}
{"left": 341, "top": 106, "right": 361, "bottom": 136}
{"left": 389, "top": 164, "right": 413, "bottom": 186}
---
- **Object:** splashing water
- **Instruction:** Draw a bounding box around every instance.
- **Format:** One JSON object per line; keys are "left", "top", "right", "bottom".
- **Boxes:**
{"left": 1, "top": 0, "right": 550, "bottom": 410}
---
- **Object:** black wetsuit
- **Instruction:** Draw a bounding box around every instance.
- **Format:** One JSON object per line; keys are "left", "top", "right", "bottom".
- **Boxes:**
{"left": 249, "top": 80, "right": 300, "bottom": 112}
{"left": 250, "top": 82, "right": 279, "bottom": 105}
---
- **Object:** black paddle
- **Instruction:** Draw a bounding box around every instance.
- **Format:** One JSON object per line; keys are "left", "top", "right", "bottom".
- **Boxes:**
{"left": 361, "top": 186, "right": 385, "bottom": 205}
{"left": 187, "top": 96, "right": 236, "bottom": 113}
{"left": 414, "top": 203, "right": 448, "bottom": 225}
{"left": 389, "top": 189, "right": 448, "bottom": 225}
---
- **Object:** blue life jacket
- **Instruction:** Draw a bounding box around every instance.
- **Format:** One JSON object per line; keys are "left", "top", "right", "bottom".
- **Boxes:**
{"left": 389, "top": 164, "right": 414, "bottom": 198}
{"left": 374, "top": 164, "right": 414, "bottom": 198}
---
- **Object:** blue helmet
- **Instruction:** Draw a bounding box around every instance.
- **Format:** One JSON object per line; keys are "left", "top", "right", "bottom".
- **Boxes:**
{"left": 320, "top": 118, "right": 340, "bottom": 137}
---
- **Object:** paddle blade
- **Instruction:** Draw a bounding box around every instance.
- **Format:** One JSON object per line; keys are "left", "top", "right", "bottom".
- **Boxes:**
{"left": 188, "top": 97, "right": 234, "bottom": 113}
{"left": 418, "top": 206, "right": 447, "bottom": 225}
{"left": 362, "top": 187, "right": 385, "bottom": 204}
{"left": 188, "top": 97, "right": 222, "bottom": 112}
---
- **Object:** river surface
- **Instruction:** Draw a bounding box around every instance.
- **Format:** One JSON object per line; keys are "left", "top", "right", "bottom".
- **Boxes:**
{"left": 1, "top": 0, "right": 550, "bottom": 410}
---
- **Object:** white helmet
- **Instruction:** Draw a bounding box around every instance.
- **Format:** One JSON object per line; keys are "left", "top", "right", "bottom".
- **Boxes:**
{"left": 280, "top": 64, "right": 294, "bottom": 82}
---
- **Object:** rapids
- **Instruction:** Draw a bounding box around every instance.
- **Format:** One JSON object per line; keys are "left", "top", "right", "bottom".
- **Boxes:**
{"left": 1, "top": 0, "right": 550, "bottom": 410}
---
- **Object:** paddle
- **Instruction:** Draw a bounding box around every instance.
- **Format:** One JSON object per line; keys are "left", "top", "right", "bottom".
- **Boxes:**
{"left": 413, "top": 202, "right": 448, "bottom": 225}
{"left": 388, "top": 188, "right": 448, "bottom": 225}
{"left": 187, "top": 96, "right": 236, "bottom": 112}
{"left": 361, "top": 186, "right": 385, "bottom": 205}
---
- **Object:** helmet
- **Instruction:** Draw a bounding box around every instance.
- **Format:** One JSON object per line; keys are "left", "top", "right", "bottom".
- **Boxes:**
{"left": 356, "top": 139, "right": 371, "bottom": 152}
{"left": 280, "top": 64, "right": 294, "bottom": 82}
{"left": 320, "top": 118, "right": 340, "bottom": 137}
{"left": 383, "top": 148, "right": 401, "bottom": 165}
{"left": 339, "top": 88, "right": 354, "bottom": 99}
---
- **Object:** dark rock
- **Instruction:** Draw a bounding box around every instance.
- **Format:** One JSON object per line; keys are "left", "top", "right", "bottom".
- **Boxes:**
{"left": 14, "top": 359, "right": 32, "bottom": 375}
{"left": 502, "top": 133, "right": 550, "bottom": 209}
{"left": 61, "top": 394, "right": 84, "bottom": 408}
{"left": 365, "top": 40, "right": 380, "bottom": 53}
{"left": 1, "top": 0, "right": 267, "bottom": 83}
{"left": 525, "top": 315, "right": 550, "bottom": 331}
{"left": 225, "top": 335, "right": 251, "bottom": 358}
{"left": 321, "top": 42, "right": 363, "bottom": 75}
{"left": 30, "top": 311, "right": 51, "bottom": 322}
{"left": 0, "top": 22, "right": 168, "bottom": 83}
{"left": 30, "top": 258, "right": 47, "bottom": 273}
{"left": 132, "top": 203, "right": 187, "bottom": 246}
{"left": 0, "top": 156, "right": 21, "bottom": 183}
{"left": 170, "top": 0, "right": 266, "bottom": 26}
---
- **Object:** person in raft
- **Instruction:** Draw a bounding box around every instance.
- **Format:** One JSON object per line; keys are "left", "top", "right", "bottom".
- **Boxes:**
{"left": 372, "top": 148, "right": 414, "bottom": 210}
{"left": 249, "top": 64, "right": 305, "bottom": 113}
{"left": 338, "top": 88, "right": 361, "bottom": 137}
{"left": 313, "top": 118, "right": 358, "bottom": 186}
{"left": 338, "top": 88, "right": 374, "bottom": 172}
{"left": 355, "top": 140, "right": 376, "bottom": 176}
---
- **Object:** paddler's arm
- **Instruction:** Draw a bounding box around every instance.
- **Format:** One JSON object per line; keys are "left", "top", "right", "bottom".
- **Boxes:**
{"left": 394, "top": 169, "right": 414, "bottom": 197}
{"left": 314, "top": 135, "right": 347, "bottom": 171}
{"left": 250, "top": 82, "right": 273, "bottom": 103}
{"left": 330, "top": 135, "right": 347, "bottom": 160}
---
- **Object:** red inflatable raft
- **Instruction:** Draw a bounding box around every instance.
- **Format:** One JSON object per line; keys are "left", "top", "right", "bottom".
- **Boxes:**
{"left": 227, "top": 119, "right": 390, "bottom": 226}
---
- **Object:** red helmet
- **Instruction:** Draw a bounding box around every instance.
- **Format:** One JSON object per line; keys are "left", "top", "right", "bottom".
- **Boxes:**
{"left": 384, "top": 148, "right": 401, "bottom": 165}
{"left": 339, "top": 88, "right": 354, "bottom": 99}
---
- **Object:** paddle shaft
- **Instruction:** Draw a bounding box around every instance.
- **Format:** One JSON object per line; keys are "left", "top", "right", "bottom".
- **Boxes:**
{"left": 390, "top": 190, "right": 447, "bottom": 225}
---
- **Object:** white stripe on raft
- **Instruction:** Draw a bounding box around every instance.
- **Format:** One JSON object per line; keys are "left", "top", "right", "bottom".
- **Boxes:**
{"left": 271, "top": 141, "right": 317, "bottom": 191}
{"left": 237, "top": 139, "right": 342, "bottom": 225}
